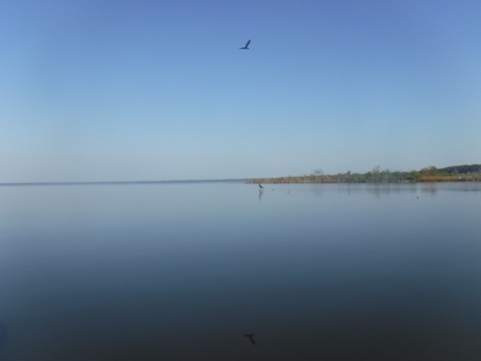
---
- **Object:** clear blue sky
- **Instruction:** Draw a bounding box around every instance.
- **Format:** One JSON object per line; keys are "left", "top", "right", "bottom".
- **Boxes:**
{"left": 1, "top": 0, "right": 480, "bottom": 181}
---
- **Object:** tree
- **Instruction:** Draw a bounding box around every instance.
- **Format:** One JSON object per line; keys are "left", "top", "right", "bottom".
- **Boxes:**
{"left": 421, "top": 166, "right": 437, "bottom": 176}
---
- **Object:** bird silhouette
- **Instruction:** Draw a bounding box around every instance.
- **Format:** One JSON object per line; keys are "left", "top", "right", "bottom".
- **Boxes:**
{"left": 244, "top": 334, "right": 256, "bottom": 345}
{"left": 239, "top": 39, "right": 251, "bottom": 49}
{"left": 258, "top": 184, "right": 264, "bottom": 190}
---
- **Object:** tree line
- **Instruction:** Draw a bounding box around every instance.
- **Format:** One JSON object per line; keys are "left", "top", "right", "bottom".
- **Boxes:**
{"left": 248, "top": 164, "right": 481, "bottom": 184}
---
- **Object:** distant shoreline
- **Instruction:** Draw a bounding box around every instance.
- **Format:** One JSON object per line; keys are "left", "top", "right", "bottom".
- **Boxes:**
{"left": 2, "top": 164, "right": 480, "bottom": 186}
{"left": 247, "top": 164, "right": 481, "bottom": 184}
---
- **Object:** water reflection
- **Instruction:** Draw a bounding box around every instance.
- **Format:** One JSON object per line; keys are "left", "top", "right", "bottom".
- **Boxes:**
{"left": 280, "top": 182, "right": 481, "bottom": 198}
{"left": 1, "top": 182, "right": 481, "bottom": 360}
{"left": 258, "top": 188, "right": 264, "bottom": 201}
{"left": 0, "top": 322, "right": 7, "bottom": 354}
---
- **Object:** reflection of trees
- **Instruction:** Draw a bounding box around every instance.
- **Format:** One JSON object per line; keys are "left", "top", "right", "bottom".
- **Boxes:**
{"left": 270, "top": 182, "right": 481, "bottom": 200}
{"left": 421, "top": 183, "right": 438, "bottom": 194}
{"left": 364, "top": 184, "right": 418, "bottom": 197}
{"left": 303, "top": 184, "right": 419, "bottom": 197}
{"left": 262, "top": 182, "right": 480, "bottom": 199}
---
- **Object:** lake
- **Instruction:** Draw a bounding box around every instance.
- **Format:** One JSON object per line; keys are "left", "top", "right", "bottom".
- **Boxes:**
{"left": 1, "top": 182, "right": 481, "bottom": 360}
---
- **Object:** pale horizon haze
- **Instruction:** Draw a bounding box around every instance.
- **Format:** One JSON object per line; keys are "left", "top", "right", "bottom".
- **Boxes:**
{"left": 1, "top": 0, "right": 480, "bottom": 182}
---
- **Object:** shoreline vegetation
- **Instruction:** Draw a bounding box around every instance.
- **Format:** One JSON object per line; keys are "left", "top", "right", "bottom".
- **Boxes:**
{"left": 248, "top": 164, "right": 481, "bottom": 184}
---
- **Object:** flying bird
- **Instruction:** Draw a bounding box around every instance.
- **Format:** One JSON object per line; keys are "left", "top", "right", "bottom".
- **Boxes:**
{"left": 239, "top": 39, "right": 251, "bottom": 49}
{"left": 244, "top": 334, "right": 256, "bottom": 345}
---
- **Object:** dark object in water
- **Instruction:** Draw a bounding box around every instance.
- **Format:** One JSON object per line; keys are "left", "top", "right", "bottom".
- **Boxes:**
{"left": 244, "top": 333, "right": 256, "bottom": 345}
{"left": 0, "top": 322, "right": 7, "bottom": 352}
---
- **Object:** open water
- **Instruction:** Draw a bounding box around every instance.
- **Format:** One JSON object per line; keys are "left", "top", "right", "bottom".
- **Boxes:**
{"left": 1, "top": 182, "right": 481, "bottom": 360}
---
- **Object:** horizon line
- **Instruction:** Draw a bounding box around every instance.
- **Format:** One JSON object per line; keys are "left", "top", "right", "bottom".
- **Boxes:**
{"left": 0, "top": 178, "right": 251, "bottom": 187}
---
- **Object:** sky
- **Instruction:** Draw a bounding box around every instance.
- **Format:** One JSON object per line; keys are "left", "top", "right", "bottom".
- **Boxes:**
{"left": 1, "top": 0, "right": 480, "bottom": 182}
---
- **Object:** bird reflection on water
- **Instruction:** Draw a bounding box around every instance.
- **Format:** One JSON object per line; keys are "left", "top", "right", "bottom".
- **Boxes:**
{"left": 244, "top": 333, "right": 256, "bottom": 345}
{"left": 258, "top": 189, "right": 264, "bottom": 201}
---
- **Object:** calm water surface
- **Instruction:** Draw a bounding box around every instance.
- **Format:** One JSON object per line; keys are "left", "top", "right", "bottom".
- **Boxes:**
{"left": 1, "top": 182, "right": 481, "bottom": 360}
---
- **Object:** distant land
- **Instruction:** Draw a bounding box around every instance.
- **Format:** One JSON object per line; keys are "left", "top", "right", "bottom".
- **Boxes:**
{"left": 248, "top": 164, "right": 481, "bottom": 184}
{"left": 1, "top": 165, "right": 480, "bottom": 187}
